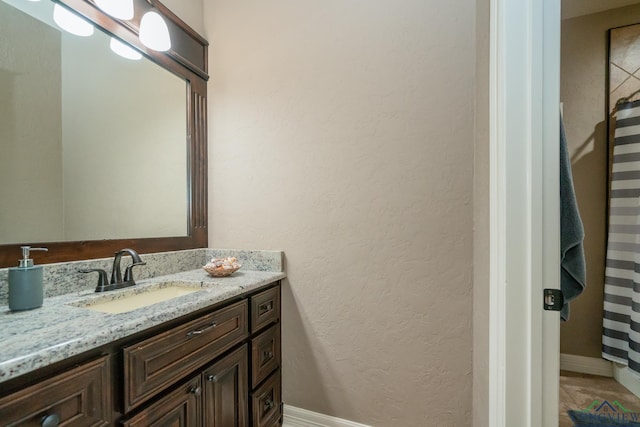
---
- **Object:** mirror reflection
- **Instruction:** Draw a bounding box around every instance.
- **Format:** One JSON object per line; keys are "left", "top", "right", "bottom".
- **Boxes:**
{"left": 0, "top": 0, "right": 188, "bottom": 245}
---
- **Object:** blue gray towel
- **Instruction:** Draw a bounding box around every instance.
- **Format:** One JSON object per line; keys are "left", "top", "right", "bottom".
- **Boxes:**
{"left": 560, "top": 116, "right": 586, "bottom": 321}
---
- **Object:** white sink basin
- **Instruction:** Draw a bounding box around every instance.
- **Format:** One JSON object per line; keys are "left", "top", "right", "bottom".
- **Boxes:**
{"left": 73, "top": 286, "right": 202, "bottom": 314}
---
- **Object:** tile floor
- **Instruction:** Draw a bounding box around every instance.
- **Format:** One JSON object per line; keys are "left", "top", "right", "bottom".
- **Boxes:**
{"left": 559, "top": 371, "right": 640, "bottom": 427}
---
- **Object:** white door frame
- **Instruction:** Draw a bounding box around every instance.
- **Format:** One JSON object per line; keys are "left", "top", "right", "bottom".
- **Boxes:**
{"left": 489, "top": 0, "right": 561, "bottom": 425}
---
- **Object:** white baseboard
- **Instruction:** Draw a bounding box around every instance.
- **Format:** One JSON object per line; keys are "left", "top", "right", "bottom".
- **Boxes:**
{"left": 560, "top": 353, "right": 613, "bottom": 377}
{"left": 613, "top": 364, "right": 640, "bottom": 399}
{"left": 283, "top": 405, "right": 371, "bottom": 427}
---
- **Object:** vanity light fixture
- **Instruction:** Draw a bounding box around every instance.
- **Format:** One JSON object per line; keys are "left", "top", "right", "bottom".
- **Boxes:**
{"left": 139, "top": 8, "right": 171, "bottom": 51}
{"left": 110, "top": 37, "right": 142, "bottom": 60}
{"left": 94, "top": 0, "right": 134, "bottom": 20}
{"left": 53, "top": 4, "right": 94, "bottom": 37}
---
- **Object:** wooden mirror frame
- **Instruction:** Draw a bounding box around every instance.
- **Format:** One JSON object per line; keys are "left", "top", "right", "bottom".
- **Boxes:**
{"left": 0, "top": 0, "right": 208, "bottom": 267}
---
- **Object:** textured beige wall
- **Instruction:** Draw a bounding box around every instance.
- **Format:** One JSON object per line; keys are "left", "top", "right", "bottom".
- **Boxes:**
{"left": 204, "top": 1, "right": 475, "bottom": 425}
{"left": 560, "top": 4, "right": 640, "bottom": 358}
{"left": 563, "top": 0, "right": 640, "bottom": 20}
{"left": 473, "top": 0, "right": 490, "bottom": 425}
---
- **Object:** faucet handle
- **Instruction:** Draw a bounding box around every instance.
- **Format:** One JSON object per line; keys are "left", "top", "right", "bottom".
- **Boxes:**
{"left": 123, "top": 261, "right": 146, "bottom": 284}
{"left": 78, "top": 269, "right": 109, "bottom": 292}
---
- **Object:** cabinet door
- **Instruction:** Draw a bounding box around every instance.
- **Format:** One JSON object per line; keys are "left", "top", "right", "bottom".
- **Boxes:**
{"left": 0, "top": 356, "right": 110, "bottom": 427}
{"left": 121, "top": 377, "right": 202, "bottom": 427}
{"left": 202, "top": 345, "right": 248, "bottom": 427}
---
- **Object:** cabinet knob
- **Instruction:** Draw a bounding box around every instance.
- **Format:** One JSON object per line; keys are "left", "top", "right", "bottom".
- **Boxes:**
{"left": 41, "top": 414, "right": 60, "bottom": 427}
{"left": 189, "top": 385, "right": 202, "bottom": 396}
{"left": 264, "top": 398, "right": 274, "bottom": 411}
{"left": 207, "top": 374, "right": 218, "bottom": 383}
{"left": 263, "top": 351, "right": 274, "bottom": 360}
{"left": 259, "top": 302, "right": 273, "bottom": 314}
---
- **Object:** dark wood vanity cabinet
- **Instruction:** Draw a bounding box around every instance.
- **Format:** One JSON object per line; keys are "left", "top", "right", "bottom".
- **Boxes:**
{"left": 249, "top": 287, "right": 282, "bottom": 427}
{"left": 119, "top": 286, "right": 282, "bottom": 427}
{"left": 123, "top": 301, "right": 249, "bottom": 412}
{"left": 0, "top": 355, "right": 111, "bottom": 426}
{"left": 122, "top": 345, "right": 248, "bottom": 427}
{"left": 0, "top": 282, "right": 281, "bottom": 427}
{"left": 121, "top": 283, "right": 282, "bottom": 427}
{"left": 122, "top": 346, "right": 248, "bottom": 427}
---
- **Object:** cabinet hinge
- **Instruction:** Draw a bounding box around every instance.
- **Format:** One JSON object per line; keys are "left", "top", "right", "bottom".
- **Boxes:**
{"left": 543, "top": 289, "right": 564, "bottom": 311}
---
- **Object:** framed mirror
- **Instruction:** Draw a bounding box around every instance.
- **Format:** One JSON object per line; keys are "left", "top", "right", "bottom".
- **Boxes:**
{"left": 0, "top": 0, "right": 208, "bottom": 267}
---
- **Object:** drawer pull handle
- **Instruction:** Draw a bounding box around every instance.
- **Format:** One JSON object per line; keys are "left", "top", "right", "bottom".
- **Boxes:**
{"left": 264, "top": 398, "right": 274, "bottom": 411}
{"left": 41, "top": 414, "right": 60, "bottom": 427}
{"left": 207, "top": 374, "right": 218, "bottom": 383}
{"left": 259, "top": 302, "right": 273, "bottom": 314}
{"left": 189, "top": 385, "right": 202, "bottom": 396}
{"left": 186, "top": 321, "right": 217, "bottom": 338}
{"left": 263, "top": 350, "right": 274, "bottom": 360}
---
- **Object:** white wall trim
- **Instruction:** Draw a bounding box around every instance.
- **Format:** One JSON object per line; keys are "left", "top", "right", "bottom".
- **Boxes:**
{"left": 560, "top": 353, "right": 613, "bottom": 377}
{"left": 283, "top": 405, "right": 371, "bottom": 427}
{"left": 539, "top": 2, "right": 562, "bottom": 427}
{"left": 613, "top": 364, "right": 640, "bottom": 399}
{"left": 488, "top": 0, "right": 507, "bottom": 424}
{"left": 489, "top": 0, "right": 561, "bottom": 425}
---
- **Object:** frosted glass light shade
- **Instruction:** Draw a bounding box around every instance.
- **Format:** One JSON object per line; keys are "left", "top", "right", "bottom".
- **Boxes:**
{"left": 95, "top": 0, "right": 134, "bottom": 20}
{"left": 139, "top": 11, "right": 171, "bottom": 51}
{"left": 53, "top": 4, "right": 94, "bottom": 37}
{"left": 110, "top": 37, "right": 142, "bottom": 60}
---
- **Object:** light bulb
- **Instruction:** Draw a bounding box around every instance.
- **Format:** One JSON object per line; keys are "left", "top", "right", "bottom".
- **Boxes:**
{"left": 139, "top": 11, "right": 171, "bottom": 52}
{"left": 95, "top": 0, "right": 134, "bottom": 20}
{"left": 53, "top": 4, "right": 94, "bottom": 37}
{"left": 110, "top": 37, "right": 142, "bottom": 60}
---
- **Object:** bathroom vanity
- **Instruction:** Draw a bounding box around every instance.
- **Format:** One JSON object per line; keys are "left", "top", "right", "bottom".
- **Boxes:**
{"left": 0, "top": 265, "right": 283, "bottom": 427}
{"left": 0, "top": 1, "right": 277, "bottom": 424}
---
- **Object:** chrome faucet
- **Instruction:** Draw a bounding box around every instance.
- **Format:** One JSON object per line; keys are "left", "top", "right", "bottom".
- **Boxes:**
{"left": 79, "top": 248, "right": 146, "bottom": 292}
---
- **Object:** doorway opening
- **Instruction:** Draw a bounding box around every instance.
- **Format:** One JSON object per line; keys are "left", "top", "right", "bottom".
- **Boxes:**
{"left": 559, "top": 1, "right": 640, "bottom": 424}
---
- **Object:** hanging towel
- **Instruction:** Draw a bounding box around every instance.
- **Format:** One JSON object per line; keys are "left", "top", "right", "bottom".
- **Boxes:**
{"left": 602, "top": 99, "right": 640, "bottom": 374}
{"left": 560, "top": 116, "right": 586, "bottom": 321}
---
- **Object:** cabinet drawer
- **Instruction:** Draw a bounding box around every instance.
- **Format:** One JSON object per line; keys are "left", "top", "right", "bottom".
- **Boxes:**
{"left": 251, "top": 370, "right": 282, "bottom": 427}
{"left": 124, "top": 300, "right": 248, "bottom": 411}
{"left": 0, "top": 355, "right": 110, "bottom": 427}
{"left": 251, "top": 324, "right": 280, "bottom": 388}
{"left": 122, "top": 376, "right": 202, "bottom": 427}
{"left": 250, "top": 286, "right": 280, "bottom": 334}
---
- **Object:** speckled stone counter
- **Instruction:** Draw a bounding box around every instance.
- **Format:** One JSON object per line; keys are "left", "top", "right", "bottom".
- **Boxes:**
{"left": 0, "top": 249, "right": 285, "bottom": 384}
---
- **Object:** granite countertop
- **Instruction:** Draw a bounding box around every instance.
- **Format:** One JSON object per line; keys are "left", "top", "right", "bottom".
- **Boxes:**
{"left": 0, "top": 268, "right": 285, "bottom": 384}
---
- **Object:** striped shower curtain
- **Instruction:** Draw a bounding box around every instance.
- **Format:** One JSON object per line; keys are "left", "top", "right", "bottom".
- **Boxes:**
{"left": 603, "top": 99, "right": 640, "bottom": 374}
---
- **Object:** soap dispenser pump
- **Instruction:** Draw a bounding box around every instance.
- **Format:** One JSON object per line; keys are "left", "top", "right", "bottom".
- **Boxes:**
{"left": 8, "top": 246, "right": 48, "bottom": 311}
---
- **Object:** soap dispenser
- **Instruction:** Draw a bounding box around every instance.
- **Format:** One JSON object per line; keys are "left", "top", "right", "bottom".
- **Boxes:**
{"left": 8, "top": 246, "right": 48, "bottom": 311}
